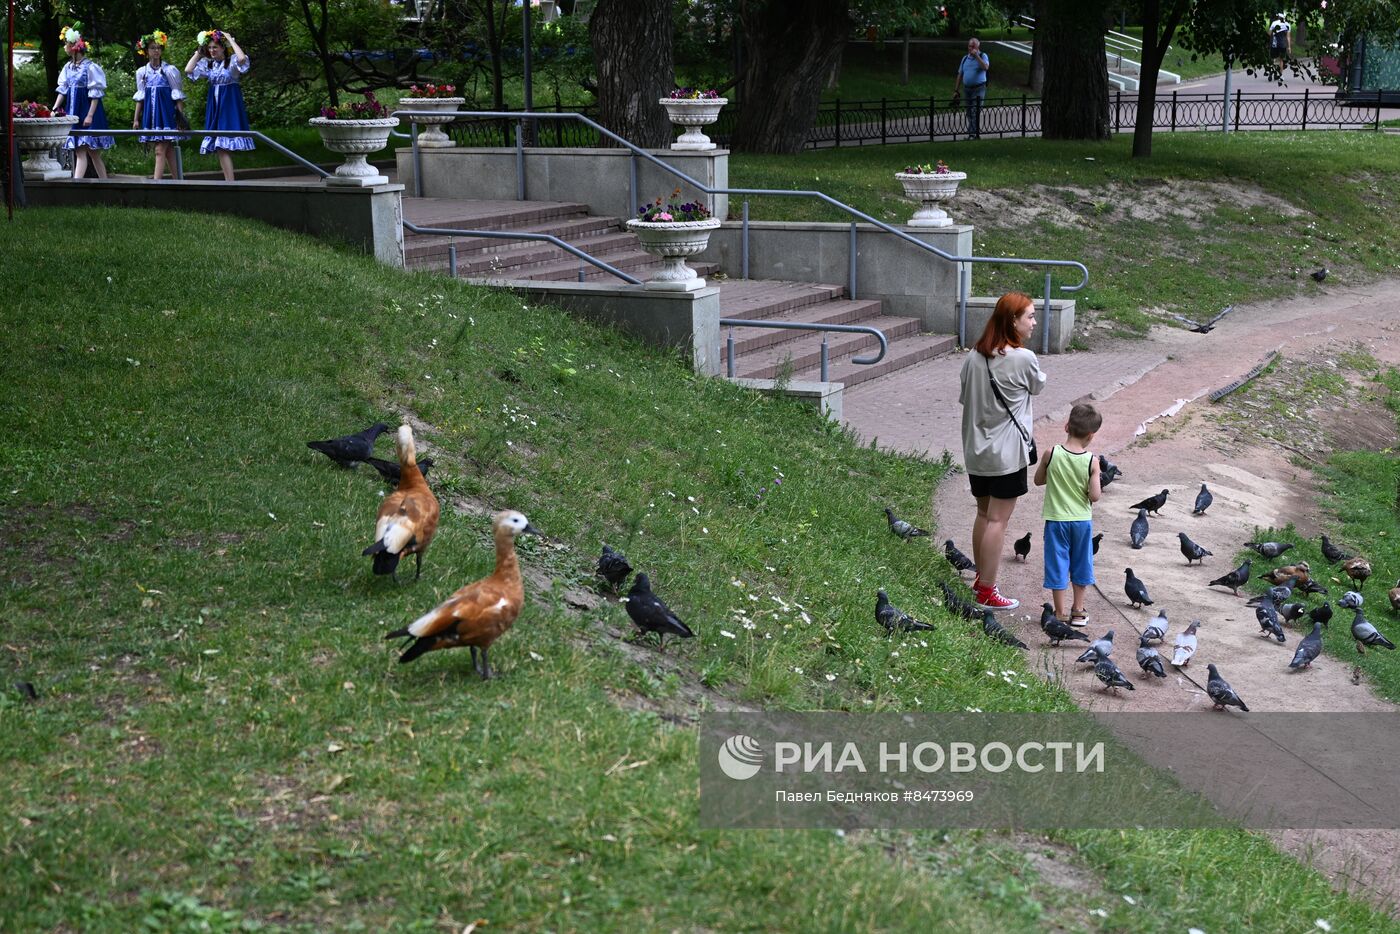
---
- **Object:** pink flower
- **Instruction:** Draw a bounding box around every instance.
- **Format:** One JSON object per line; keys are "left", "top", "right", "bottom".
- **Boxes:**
{"left": 656, "top": 212, "right": 673, "bottom": 221}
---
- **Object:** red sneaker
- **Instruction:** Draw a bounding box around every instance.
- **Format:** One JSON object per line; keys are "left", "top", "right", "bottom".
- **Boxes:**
{"left": 974, "top": 583, "right": 1020, "bottom": 612}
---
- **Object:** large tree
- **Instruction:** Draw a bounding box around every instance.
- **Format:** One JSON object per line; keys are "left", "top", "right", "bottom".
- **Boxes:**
{"left": 731, "top": 0, "right": 850, "bottom": 153}
{"left": 1130, "top": 0, "right": 1191, "bottom": 157}
{"left": 1040, "top": 0, "right": 1110, "bottom": 139}
{"left": 588, "top": 0, "right": 673, "bottom": 146}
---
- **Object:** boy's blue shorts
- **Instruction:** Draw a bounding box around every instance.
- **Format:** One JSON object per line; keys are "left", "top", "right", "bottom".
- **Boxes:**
{"left": 1043, "top": 519, "right": 1095, "bottom": 590}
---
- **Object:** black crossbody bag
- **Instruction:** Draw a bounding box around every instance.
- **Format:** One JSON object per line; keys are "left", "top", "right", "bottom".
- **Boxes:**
{"left": 985, "top": 355, "right": 1037, "bottom": 465}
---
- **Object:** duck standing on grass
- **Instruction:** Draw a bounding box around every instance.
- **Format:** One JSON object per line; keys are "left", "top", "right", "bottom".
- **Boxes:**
{"left": 362, "top": 425, "right": 439, "bottom": 581}
{"left": 385, "top": 510, "right": 538, "bottom": 679}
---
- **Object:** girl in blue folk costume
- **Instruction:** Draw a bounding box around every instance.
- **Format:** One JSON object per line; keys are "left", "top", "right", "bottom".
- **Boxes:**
{"left": 52, "top": 25, "right": 114, "bottom": 179}
{"left": 184, "top": 29, "right": 253, "bottom": 182}
{"left": 132, "top": 29, "right": 186, "bottom": 180}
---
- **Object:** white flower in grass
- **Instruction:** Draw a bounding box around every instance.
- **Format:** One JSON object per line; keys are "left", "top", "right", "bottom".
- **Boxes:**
{"left": 686, "top": 495, "right": 695, "bottom": 503}
{"left": 529, "top": 651, "right": 544, "bottom": 662}
{"left": 918, "top": 640, "right": 928, "bottom": 648}
{"left": 1316, "top": 922, "right": 1332, "bottom": 933}
{"left": 765, "top": 565, "right": 776, "bottom": 572}
{"left": 793, "top": 667, "right": 804, "bottom": 675}
{"left": 1121, "top": 895, "right": 1136, "bottom": 905}
{"left": 1088, "top": 908, "right": 1108, "bottom": 919}
{"left": 742, "top": 621, "right": 756, "bottom": 631}
{"left": 800, "top": 611, "right": 812, "bottom": 625}
{"left": 731, "top": 579, "right": 744, "bottom": 588}
{"left": 702, "top": 527, "right": 709, "bottom": 534}
{"left": 964, "top": 706, "right": 982, "bottom": 713}
{"left": 720, "top": 630, "right": 736, "bottom": 639}
{"left": 691, "top": 507, "right": 700, "bottom": 516}
{"left": 890, "top": 651, "right": 900, "bottom": 658}
{"left": 1189, "top": 929, "right": 1206, "bottom": 934}
{"left": 748, "top": 594, "right": 759, "bottom": 602}
{"left": 825, "top": 674, "right": 836, "bottom": 682}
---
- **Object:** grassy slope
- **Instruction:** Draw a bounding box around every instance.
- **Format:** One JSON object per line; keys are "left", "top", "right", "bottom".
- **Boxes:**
{"left": 729, "top": 132, "right": 1400, "bottom": 332}
{"left": 1, "top": 207, "right": 1396, "bottom": 932}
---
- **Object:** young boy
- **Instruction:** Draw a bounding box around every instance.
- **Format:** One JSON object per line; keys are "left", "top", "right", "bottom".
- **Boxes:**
{"left": 1032, "top": 403, "right": 1103, "bottom": 626}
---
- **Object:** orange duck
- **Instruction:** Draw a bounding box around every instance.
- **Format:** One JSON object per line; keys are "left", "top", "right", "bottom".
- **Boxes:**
{"left": 362, "top": 425, "right": 440, "bottom": 581}
{"left": 385, "top": 510, "right": 538, "bottom": 679}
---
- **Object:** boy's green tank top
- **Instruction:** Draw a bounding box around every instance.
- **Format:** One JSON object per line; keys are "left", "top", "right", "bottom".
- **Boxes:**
{"left": 1043, "top": 445, "right": 1092, "bottom": 522}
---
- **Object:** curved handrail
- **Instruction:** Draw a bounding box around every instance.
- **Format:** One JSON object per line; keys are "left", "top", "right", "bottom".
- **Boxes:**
{"left": 392, "top": 108, "right": 1090, "bottom": 294}
{"left": 720, "top": 318, "right": 888, "bottom": 366}
{"left": 63, "top": 127, "right": 331, "bottom": 178}
{"left": 401, "top": 220, "right": 642, "bottom": 284}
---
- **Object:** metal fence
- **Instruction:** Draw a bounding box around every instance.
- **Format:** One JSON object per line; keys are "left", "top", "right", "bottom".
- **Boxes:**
{"left": 446, "top": 90, "right": 1385, "bottom": 150}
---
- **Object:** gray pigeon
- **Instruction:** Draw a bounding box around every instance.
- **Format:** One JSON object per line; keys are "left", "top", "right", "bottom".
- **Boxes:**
{"left": 1247, "top": 578, "right": 1296, "bottom": 608}
{"left": 944, "top": 539, "right": 977, "bottom": 572}
{"left": 1013, "top": 532, "right": 1032, "bottom": 562}
{"left": 1094, "top": 657, "right": 1135, "bottom": 693}
{"left": 1351, "top": 608, "right": 1396, "bottom": 654}
{"left": 1320, "top": 534, "right": 1351, "bottom": 565}
{"left": 1092, "top": 532, "right": 1104, "bottom": 555}
{"left": 1338, "top": 590, "right": 1364, "bottom": 610}
{"left": 1129, "top": 489, "right": 1169, "bottom": 515}
{"left": 1099, "top": 455, "right": 1123, "bottom": 488}
{"left": 1130, "top": 509, "right": 1149, "bottom": 549}
{"left": 876, "top": 589, "right": 935, "bottom": 635}
{"left": 1124, "top": 569, "right": 1153, "bottom": 608}
{"left": 1206, "top": 664, "right": 1249, "bottom": 711}
{"left": 1310, "top": 267, "right": 1328, "bottom": 282}
{"left": 1255, "top": 601, "right": 1286, "bottom": 643}
{"left": 1278, "top": 602, "right": 1308, "bottom": 625}
{"left": 1309, "top": 601, "right": 1333, "bottom": 628}
{"left": 1178, "top": 532, "right": 1212, "bottom": 565}
{"left": 1141, "top": 610, "right": 1169, "bottom": 644}
{"left": 981, "top": 610, "right": 1027, "bottom": 650}
{"left": 1039, "top": 603, "right": 1090, "bottom": 646}
{"left": 885, "top": 507, "right": 930, "bottom": 541}
{"left": 1172, "top": 620, "right": 1200, "bottom": 667}
{"left": 597, "top": 544, "right": 633, "bottom": 591}
{"left": 1192, "top": 484, "right": 1213, "bottom": 515}
{"left": 1209, "top": 559, "right": 1252, "bottom": 596}
{"left": 1076, "top": 629, "right": 1115, "bottom": 664}
{"left": 306, "top": 421, "right": 391, "bottom": 468}
{"left": 1137, "top": 639, "right": 1166, "bottom": 678}
{"left": 1245, "top": 541, "right": 1294, "bottom": 560}
{"left": 1290, "top": 622, "right": 1324, "bottom": 669}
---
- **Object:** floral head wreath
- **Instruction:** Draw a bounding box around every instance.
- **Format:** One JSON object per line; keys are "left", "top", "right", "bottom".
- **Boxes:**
{"left": 197, "top": 29, "right": 227, "bottom": 48}
{"left": 136, "top": 29, "right": 169, "bottom": 55}
{"left": 59, "top": 24, "right": 87, "bottom": 51}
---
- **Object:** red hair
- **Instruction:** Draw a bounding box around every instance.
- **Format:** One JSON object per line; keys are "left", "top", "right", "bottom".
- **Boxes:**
{"left": 974, "top": 291, "right": 1034, "bottom": 358}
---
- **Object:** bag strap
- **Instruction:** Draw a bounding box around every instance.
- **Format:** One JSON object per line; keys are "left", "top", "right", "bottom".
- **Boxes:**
{"left": 984, "top": 354, "right": 1030, "bottom": 444}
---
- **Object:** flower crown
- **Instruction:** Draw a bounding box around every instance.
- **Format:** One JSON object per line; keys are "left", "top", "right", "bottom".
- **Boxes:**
{"left": 59, "top": 24, "right": 87, "bottom": 50}
{"left": 136, "top": 29, "right": 169, "bottom": 54}
{"left": 197, "top": 29, "right": 227, "bottom": 48}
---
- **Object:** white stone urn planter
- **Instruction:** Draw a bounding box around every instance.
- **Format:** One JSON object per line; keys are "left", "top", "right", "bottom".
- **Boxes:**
{"left": 659, "top": 97, "right": 727, "bottom": 151}
{"left": 13, "top": 115, "right": 79, "bottom": 180}
{"left": 895, "top": 170, "right": 966, "bottom": 227}
{"left": 625, "top": 217, "right": 721, "bottom": 291}
{"left": 308, "top": 116, "right": 400, "bottom": 186}
{"left": 398, "top": 97, "right": 464, "bottom": 148}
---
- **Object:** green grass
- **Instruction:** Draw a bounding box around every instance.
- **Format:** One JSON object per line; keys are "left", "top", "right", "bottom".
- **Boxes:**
{"left": 729, "top": 131, "right": 1400, "bottom": 331}
{"left": 2, "top": 206, "right": 1398, "bottom": 931}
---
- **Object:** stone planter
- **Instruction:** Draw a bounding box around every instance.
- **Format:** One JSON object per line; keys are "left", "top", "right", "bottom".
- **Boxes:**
{"left": 309, "top": 116, "right": 400, "bottom": 186}
{"left": 660, "top": 98, "right": 727, "bottom": 151}
{"left": 625, "top": 217, "right": 721, "bottom": 291}
{"left": 13, "top": 115, "right": 79, "bottom": 180}
{"left": 398, "top": 97, "right": 464, "bottom": 148}
{"left": 895, "top": 170, "right": 966, "bottom": 228}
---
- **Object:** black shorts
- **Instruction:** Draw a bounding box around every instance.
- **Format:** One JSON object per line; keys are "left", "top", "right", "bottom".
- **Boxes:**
{"left": 969, "top": 468, "right": 1028, "bottom": 500}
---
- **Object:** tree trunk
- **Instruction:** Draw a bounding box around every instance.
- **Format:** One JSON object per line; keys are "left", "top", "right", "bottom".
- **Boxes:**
{"left": 40, "top": 4, "right": 61, "bottom": 94}
{"left": 588, "top": 0, "right": 673, "bottom": 147}
{"left": 483, "top": 0, "right": 504, "bottom": 110}
{"left": 1028, "top": 0, "right": 1046, "bottom": 94}
{"left": 1130, "top": 0, "right": 1189, "bottom": 159}
{"left": 298, "top": 0, "right": 339, "bottom": 107}
{"left": 1041, "top": 0, "right": 1110, "bottom": 140}
{"left": 731, "top": 0, "right": 849, "bottom": 154}
{"left": 901, "top": 26, "right": 910, "bottom": 86}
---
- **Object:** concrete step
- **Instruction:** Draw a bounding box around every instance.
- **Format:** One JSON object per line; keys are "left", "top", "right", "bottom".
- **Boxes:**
{"left": 715, "top": 279, "right": 849, "bottom": 320}
{"left": 720, "top": 299, "right": 888, "bottom": 359}
{"left": 730, "top": 315, "right": 924, "bottom": 379}
{"left": 401, "top": 197, "right": 593, "bottom": 231}
{"left": 794, "top": 333, "right": 957, "bottom": 387}
{"left": 404, "top": 215, "right": 623, "bottom": 261}
{"left": 436, "top": 230, "right": 641, "bottom": 276}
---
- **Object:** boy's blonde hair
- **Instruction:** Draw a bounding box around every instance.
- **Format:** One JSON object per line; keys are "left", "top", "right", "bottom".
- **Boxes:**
{"left": 1067, "top": 403, "right": 1102, "bottom": 438}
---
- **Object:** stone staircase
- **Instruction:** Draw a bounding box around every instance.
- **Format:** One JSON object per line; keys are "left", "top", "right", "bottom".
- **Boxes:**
{"left": 402, "top": 197, "right": 955, "bottom": 385}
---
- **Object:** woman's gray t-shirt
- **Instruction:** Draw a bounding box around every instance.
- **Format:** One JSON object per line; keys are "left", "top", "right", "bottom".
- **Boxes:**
{"left": 959, "top": 347, "right": 1046, "bottom": 476}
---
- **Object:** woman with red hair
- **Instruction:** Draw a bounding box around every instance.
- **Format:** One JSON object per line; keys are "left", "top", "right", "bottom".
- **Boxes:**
{"left": 958, "top": 292, "right": 1045, "bottom": 610}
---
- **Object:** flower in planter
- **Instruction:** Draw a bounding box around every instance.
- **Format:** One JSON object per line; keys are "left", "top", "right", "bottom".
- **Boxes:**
{"left": 11, "top": 101, "right": 63, "bottom": 118}
{"left": 637, "top": 189, "right": 713, "bottom": 222}
{"left": 319, "top": 92, "right": 391, "bottom": 120}
{"left": 901, "top": 160, "right": 953, "bottom": 174}
{"left": 667, "top": 87, "right": 721, "bottom": 100}
{"left": 406, "top": 83, "right": 459, "bottom": 99}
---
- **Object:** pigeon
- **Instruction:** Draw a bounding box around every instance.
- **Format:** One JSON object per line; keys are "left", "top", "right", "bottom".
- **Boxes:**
{"left": 13, "top": 681, "right": 38, "bottom": 702}
{"left": 1136, "top": 640, "right": 1166, "bottom": 678}
{"left": 1040, "top": 602, "right": 1057, "bottom": 629}
{"left": 597, "top": 544, "right": 633, "bottom": 591}
{"left": 885, "top": 507, "right": 930, "bottom": 541}
{"left": 1141, "top": 610, "right": 1169, "bottom": 644}
{"left": 1042, "top": 616, "right": 1091, "bottom": 646}
{"left": 1172, "top": 620, "right": 1200, "bottom": 667}
{"left": 1255, "top": 601, "right": 1286, "bottom": 643}
{"left": 1320, "top": 534, "right": 1351, "bottom": 565}
{"left": 1298, "top": 579, "right": 1329, "bottom": 596}
{"left": 1290, "top": 622, "right": 1324, "bottom": 669}
{"left": 1261, "top": 562, "right": 1311, "bottom": 586}
{"left": 624, "top": 573, "right": 695, "bottom": 651}
{"left": 876, "top": 589, "right": 935, "bottom": 635}
{"left": 1172, "top": 304, "right": 1235, "bottom": 333}
{"left": 1192, "top": 484, "right": 1213, "bottom": 515}
{"left": 1245, "top": 541, "right": 1294, "bottom": 560}
{"left": 1013, "top": 532, "right": 1031, "bottom": 562}
{"left": 1248, "top": 578, "right": 1297, "bottom": 607}
{"left": 1351, "top": 608, "right": 1396, "bottom": 654}
{"left": 1129, "top": 489, "right": 1169, "bottom": 516}
{"left": 1178, "top": 532, "right": 1212, "bottom": 565}
{"left": 1092, "top": 532, "right": 1104, "bottom": 555}
{"left": 1130, "top": 509, "right": 1149, "bottom": 549}
{"left": 1124, "top": 569, "right": 1153, "bottom": 608}
{"left": 1310, "top": 267, "right": 1328, "bottom": 282}
{"left": 1206, "top": 664, "right": 1249, "bottom": 711}
{"left": 365, "top": 455, "right": 435, "bottom": 486}
{"left": 1343, "top": 556, "right": 1373, "bottom": 589}
{"left": 981, "top": 610, "right": 1027, "bottom": 650}
{"left": 1094, "top": 657, "right": 1135, "bottom": 693}
{"left": 1278, "top": 602, "right": 1308, "bottom": 625}
{"left": 1390, "top": 581, "right": 1400, "bottom": 615}
{"left": 944, "top": 539, "right": 977, "bottom": 573}
{"left": 306, "top": 421, "right": 390, "bottom": 467}
{"left": 1098, "top": 455, "right": 1123, "bottom": 488}
{"left": 1076, "top": 629, "right": 1115, "bottom": 665}
{"left": 1309, "top": 601, "right": 1333, "bottom": 629}
{"left": 1339, "top": 591, "right": 1364, "bottom": 610}
{"left": 1209, "top": 559, "right": 1252, "bottom": 596}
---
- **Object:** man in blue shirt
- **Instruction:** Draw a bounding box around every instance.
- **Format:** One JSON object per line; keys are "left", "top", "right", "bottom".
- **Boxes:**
{"left": 953, "top": 37, "right": 989, "bottom": 139}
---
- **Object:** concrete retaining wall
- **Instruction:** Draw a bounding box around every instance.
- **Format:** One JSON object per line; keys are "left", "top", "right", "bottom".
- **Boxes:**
{"left": 396, "top": 147, "right": 728, "bottom": 223}
{"left": 958, "top": 296, "right": 1076, "bottom": 355}
{"left": 23, "top": 179, "right": 406, "bottom": 267}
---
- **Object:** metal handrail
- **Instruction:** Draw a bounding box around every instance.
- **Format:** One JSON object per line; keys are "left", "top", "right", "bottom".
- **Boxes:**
{"left": 719, "top": 318, "right": 888, "bottom": 381}
{"left": 62, "top": 127, "right": 331, "bottom": 178}
{"left": 401, "top": 220, "right": 642, "bottom": 284}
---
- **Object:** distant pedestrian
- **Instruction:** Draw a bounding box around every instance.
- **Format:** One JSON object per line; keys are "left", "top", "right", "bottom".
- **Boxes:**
{"left": 53, "top": 25, "right": 113, "bottom": 179}
{"left": 953, "top": 37, "right": 989, "bottom": 140}
{"left": 1269, "top": 12, "right": 1292, "bottom": 65}
{"left": 185, "top": 29, "right": 253, "bottom": 182}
